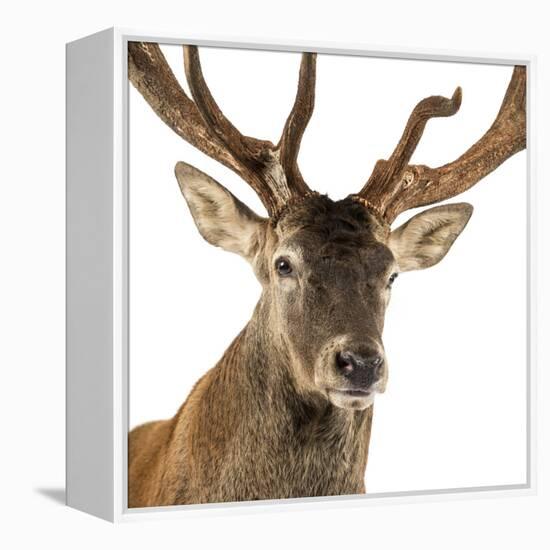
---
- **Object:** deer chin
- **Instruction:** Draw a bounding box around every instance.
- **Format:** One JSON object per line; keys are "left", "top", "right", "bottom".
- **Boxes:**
{"left": 327, "top": 388, "right": 377, "bottom": 411}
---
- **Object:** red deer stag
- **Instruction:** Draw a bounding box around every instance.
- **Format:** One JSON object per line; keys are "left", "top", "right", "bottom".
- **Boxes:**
{"left": 127, "top": 43, "right": 526, "bottom": 507}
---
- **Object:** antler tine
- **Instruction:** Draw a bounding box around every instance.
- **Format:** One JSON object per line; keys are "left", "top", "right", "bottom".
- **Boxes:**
{"left": 277, "top": 53, "right": 317, "bottom": 196}
{"left": 354, "top": 87, "right": 462, "bottom": 221}
{"left": 355, "top": 66, "right": 526, "bottom": 224}
{"left": 183, "top": 45, "right": 271, "bottom": 165}
{"left": 379, "top": 88, "right": 462, "bottom": 188}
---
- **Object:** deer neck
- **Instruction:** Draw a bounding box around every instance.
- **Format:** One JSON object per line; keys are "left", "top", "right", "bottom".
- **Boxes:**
{"left": 230, "top": 296, "right": 374, "bottom": 451}
{"left": 171, "top": 294, "right": 374, "bottom": 503}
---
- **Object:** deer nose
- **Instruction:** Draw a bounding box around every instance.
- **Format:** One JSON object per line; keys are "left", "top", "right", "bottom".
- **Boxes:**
{"left": 336, "top": 350, "right": 384, "bottom": 388}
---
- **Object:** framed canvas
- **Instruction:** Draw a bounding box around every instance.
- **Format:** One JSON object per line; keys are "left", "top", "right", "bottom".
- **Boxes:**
{"left": 66, "top": 28, "right": 536, "bottom": 522}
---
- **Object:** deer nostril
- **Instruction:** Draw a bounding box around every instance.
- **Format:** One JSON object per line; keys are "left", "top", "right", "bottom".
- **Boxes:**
{"left": 336, "top": 351, "right": 355, "bottom": 374}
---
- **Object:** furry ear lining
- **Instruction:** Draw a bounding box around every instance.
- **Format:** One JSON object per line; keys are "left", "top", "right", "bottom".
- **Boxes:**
{"left": 388, "top": 203, "right": 473, "bottom": 272}
{"left": 174, "top": 161, "right": 267, "bottom": 261}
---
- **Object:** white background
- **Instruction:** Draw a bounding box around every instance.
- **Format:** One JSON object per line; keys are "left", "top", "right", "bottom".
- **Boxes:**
{"left": 130, "top": 47, "right": 526, "bottom": 494}
{"left": 1, "top": 1, "right": 548, "bottom": 549}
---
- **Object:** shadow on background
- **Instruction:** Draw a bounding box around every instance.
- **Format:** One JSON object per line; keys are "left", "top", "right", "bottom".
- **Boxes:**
{"left": 36, "top": 487, "right": 66, "bottom": 505}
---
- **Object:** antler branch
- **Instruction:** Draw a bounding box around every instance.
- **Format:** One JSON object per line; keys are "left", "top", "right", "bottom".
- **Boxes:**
{"left": 277, "top": 53, "right": 317, "bottom": 196}
{"left": 128, "top": 42, "right": 236, "bottom": 171}
{"left": 355, "top": 66, "right": 526, "bottom": 224}
{"left": 129, "top": 42, "right": 317, "bottom": 216}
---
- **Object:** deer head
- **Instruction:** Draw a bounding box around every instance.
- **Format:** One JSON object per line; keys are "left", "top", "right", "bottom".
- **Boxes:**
{"left": 129, "top": 43, "right": 526, "bottom": 411}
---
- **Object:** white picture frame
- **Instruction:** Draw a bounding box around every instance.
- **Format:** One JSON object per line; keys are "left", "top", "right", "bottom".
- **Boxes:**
{"left": 66, "top": 27, "right": 536, "bottom": 522}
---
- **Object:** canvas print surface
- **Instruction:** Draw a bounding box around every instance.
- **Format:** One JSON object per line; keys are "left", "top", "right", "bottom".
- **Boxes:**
{"left": 128, "top": 42, "right": 527, "bottom": 508}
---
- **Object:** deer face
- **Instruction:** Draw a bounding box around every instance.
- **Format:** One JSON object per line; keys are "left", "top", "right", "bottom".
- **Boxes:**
{"left": 176, "top": 162, "right": 473, "bottom": 411}
{"left": 267, "top": 196, "right": 394, "bottom": 410}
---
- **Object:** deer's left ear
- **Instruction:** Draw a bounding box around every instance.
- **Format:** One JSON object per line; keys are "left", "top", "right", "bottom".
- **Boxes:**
{"left": 175, "top": 161, "right": 267, "bottom": 262}
{"left": 388, "top": 203, "right": 473, "bottom": 272}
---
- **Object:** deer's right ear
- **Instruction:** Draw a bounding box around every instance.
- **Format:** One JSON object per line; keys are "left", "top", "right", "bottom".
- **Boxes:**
{"left": 174, "top": 161, "right": 267, "bottom": 261}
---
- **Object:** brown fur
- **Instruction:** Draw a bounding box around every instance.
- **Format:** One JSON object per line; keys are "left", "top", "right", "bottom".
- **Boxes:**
{"left": 130, "top": 322, "right": 373, "bottom": 507}
{"left": 129, "top": 191, "right": 471, "bottom": 508}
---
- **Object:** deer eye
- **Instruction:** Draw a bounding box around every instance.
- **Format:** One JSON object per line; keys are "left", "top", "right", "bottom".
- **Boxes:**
{"left": 275, "top": 257, "right": 293, "bottom": 276}
{"left": 388, "top": 272, "right": 398, "bottom": 287}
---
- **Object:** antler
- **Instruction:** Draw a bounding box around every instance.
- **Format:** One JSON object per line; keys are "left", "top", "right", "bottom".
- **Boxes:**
{"left": 128, "top": 42, "right": 316, "bottom": 216}
{"left": 353, "top": 66, "right": 526, "bottom": 224}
